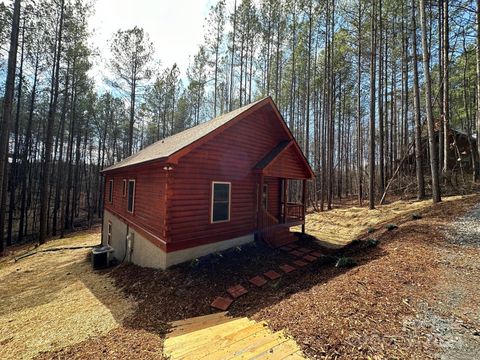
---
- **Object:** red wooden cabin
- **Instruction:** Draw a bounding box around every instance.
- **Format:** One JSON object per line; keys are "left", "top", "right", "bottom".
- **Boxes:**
{"left": 101, "top": 97, "right": 314, "bottom": 269}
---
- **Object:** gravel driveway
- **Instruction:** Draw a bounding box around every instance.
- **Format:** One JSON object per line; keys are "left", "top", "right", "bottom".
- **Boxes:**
{"left": 442, "top": 203, "right": 480, "bottom": 247}
{"left": 406, "top": 202, "right": 480, "bottom": 359}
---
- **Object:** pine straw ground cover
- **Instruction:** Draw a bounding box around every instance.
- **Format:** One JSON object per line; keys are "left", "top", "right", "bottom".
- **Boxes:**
{"left": 295, "top": 195, "right": 466, "bottom": 248}
{"left": 7, "top": 194, "right": 480, "bottom": 359}
{"left": 0, "top": 229, "right": 137, "bottom": 360}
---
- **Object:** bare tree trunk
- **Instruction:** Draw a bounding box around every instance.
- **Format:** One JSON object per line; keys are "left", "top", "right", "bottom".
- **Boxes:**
{"left": 229, "top": 0, "right": 237, "bottom": 111}
{"left": 442, "top": 0, "right": 449, "bottom": 174}
{"left": 476, "top": 0, "right": 480, "bottom": 180}
{"left": 411, "top": 0, "right": 425, "bottom": 199}
{"left": 357, "top": 0, "right": 363, "bottom": 206}
{"left": 419, "top": 0, "right": 441, "bottom": 203}
{"left": 369, "top": 0, "right": 377, "bottom": 210}
{"left": 378, "top": 0, "right": 384, "bottom": 196}
{"left": 0, "top": 0, "right": 21, "bottom": 253}
{"left": 19, "top": 48, "right": 39, "bottom": 242}
{"left": 7, "top": 19, "right": 25, "bottom": 246}
{"left": 39, "top": 0, "right": 65, "bottom": 244}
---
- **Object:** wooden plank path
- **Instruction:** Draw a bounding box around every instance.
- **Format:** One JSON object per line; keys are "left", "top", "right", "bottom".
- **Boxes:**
{"left": 164, "top": 312, "right": 307, "bottom": 360}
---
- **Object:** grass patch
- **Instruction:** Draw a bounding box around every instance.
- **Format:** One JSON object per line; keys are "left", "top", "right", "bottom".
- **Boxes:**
{"left": 365, "top": 238, "right": 379, "bottom": 248}
{"left": 335, "top": 257, "right": 358, "bottom": 268}
{"left": 385, "top": 223, "right": 398, "bottom": 231}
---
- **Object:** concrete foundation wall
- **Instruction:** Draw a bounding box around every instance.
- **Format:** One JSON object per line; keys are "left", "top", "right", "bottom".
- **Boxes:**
{"left": 165, "top": 233, "right": 255, "bottom": 268}
{"left": 103, "top": 209, "right": 254, "bottom": 269}
{"left": 103, "top": 210, "right": 127, "bottom": 261}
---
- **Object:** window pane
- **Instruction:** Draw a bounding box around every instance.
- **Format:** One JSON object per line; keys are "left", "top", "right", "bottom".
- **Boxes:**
{"left": 213, "top": 183, "right": 229, "bottom": 202}
{"left": 213, "top": 202, "right": 229, "bottom": 222}
{"left": 128, "top": 181, "right": 135, "bottom": 212}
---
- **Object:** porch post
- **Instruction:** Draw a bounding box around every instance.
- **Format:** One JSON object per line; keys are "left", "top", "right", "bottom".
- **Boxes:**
{"left": 301, "top": 179, "right": 306, "bottom": 234}
{"left": 282, "top": 178, "right": 287, "bottom": 223}
{"left": 257, "top": 173, "right": 264, "bottom": 230}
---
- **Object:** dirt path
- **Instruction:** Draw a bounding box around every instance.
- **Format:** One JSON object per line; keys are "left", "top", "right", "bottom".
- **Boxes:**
{"left": 405, "top": 203, "right": 480, "bottom": 360}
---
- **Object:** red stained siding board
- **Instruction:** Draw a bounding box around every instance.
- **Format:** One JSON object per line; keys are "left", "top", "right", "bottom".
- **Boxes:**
{"left": 263, "top": 144, "right": 312, "bottom": 179}
{"left": 166, "top": 110, "right": 290, "bottom": 247}
{"left": 104, "top": 164, "right": 167, "bottom": 242}
{"left": 103, "top": 102, "right": 313, "bottom": 254}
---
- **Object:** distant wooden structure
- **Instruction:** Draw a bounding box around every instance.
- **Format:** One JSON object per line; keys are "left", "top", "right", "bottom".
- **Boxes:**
{"left": 405, "top": 128, "right": 478, "bottom": 172}
{"left": 101, "top": 97, "right": 314, "bottom": 269}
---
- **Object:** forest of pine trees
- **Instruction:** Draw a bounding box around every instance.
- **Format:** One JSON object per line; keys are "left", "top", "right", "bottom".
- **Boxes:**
{"left": 0, "top": 0, "right": 479, "bottom": 253}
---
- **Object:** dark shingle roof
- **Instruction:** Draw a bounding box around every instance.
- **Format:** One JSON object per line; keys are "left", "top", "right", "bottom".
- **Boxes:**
{"left": 103, "top": 98, "right": 266, "bottom": 172}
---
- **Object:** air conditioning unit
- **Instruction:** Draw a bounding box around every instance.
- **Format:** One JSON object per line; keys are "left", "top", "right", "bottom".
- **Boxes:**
{"left": 91, "top": 245, "right": 114, "bottom": 269}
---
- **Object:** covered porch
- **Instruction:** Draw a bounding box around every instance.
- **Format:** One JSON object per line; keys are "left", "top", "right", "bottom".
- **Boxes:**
{"left": 254, "top": 140, "right": 315, "bottom": 247}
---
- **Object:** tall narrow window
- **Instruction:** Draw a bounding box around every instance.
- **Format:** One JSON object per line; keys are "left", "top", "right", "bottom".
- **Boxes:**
{"left": 122, "top": 179, "right": 127, "bottom": 197}
{"left": 108, "top": 179, "right": 113, "bottom": 203}
{"left": 107, "top": 222, "right": 112, "bottom": 245}
{"left": 211, "top": 182, "right": 231, "bottom": 223}
{"left": 127, "top": 179, "right": 135, "bottom": 213}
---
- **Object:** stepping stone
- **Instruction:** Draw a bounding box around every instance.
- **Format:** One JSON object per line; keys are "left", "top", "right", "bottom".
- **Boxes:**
{"left": 297, "top": 247, "right": 312, "bottom": 254}
{"left": 311, "top": 251, "right": 322, "bottom": 257}
{"left": 249, "top": 275, "right": 267, "bottom": 287}
{"left": 210, "top": 296, "right": 233, "bottom": 311}
{"left": 227, "top": 284, "right": 248, "bottom": 299}
{"left": 279, "top": 264, "right": 296, "bottom": 273}
{"left": 288, "top": 243, "right": 299, "bottom": 249}
{"left": 293, "top": 260, "right": 308, "bottom": 267}
{"left": 264, "top": 270, "right": 281, "bottom": 280}
{"left": 289, "top": 250, "right": 303, "bottom": 257}
{"left": 303, "top": 254, "right": 317, "bottom": 262}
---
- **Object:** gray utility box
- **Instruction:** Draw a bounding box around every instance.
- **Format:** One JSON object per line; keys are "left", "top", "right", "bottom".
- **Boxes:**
{"left": 91, "top": 245, "right": 114, "bottom": 269}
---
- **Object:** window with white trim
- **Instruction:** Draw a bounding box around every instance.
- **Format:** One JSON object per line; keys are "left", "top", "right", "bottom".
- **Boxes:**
{"left": 211, "top": 182, "right": 231, "bottom": 223}
{"left": 127, "top": 179, "right": 136, "bottom": 213}
{"left": 108, "top": 179, "right": 113, "bottom": 203}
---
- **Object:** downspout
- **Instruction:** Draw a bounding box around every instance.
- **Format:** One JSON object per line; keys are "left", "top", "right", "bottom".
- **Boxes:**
{"left": 122, "top": 223, "right": 130, "bottom": 263}
{"left": 99, "top": 174, "right": 105, "bottom": 246}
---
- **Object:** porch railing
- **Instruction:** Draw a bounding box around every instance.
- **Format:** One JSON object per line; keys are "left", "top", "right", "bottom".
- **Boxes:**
{"left": 284, "top": 202, "right": 304, "bottom": 223}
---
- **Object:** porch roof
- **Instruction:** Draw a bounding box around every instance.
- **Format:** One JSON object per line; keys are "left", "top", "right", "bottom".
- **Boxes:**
{"left": 254, "top": 140, "right": 315, "bottom": 179}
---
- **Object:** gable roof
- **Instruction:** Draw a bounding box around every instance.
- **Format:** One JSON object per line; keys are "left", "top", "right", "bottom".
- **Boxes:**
{"left": 102, "top": 98, "right": 266, "bottom": 172}
{"left": 102, "top": 97, "right": 315, "bottom": 178}
{"left": 254, "top": 140, "right": 315, "bottom": 179}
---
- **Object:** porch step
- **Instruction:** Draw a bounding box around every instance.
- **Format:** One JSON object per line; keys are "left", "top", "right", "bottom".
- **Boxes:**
{"left": 164, "top": 313, "right": 307, "bottom": 360}
{"left": 263, "top": 226, "right": 297, "bottom": 248}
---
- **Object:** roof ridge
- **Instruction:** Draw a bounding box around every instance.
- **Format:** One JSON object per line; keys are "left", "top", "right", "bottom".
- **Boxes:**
{"left": 102, "top": 97, "right": 269, "bottom": 172}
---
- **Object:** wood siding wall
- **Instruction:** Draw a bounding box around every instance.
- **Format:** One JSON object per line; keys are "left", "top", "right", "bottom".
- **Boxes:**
{"left": 166, "top": 108, "right": 290, "bottom": 251}
{"left": 104, "top": 163, "right": 167, "bottom": 248}
{"left": 264, "top": 145, "right": 311, "bottom": 179}
{"left": 264, "top": 177, "right": 281, "bottom": 219}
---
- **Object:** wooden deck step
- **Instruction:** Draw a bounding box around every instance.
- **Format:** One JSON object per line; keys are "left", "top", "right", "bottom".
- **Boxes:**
{"left": 264, "top": 227, "right": 297, "bottom": 248}
{"left": 165, "top": 318, "right": 255, "bottom": 352}
{"left": 164, "top": 313, "right": 307, "bottom": 360}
